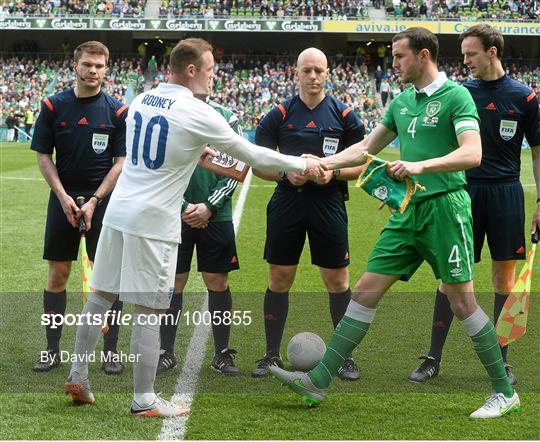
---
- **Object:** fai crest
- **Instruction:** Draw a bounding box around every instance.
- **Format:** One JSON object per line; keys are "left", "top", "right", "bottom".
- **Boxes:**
{"left": 322, "top": 137, "right": 339, "bottom": 157}
{"left": 372, "top": 186, "right": 388, "bottom": 202}
{"left": 499, "top": 119, "right": 517, "bottom": 141}
{"left": 426, "top": 101, "right": 441, "bottom": 117}
{"left": 92, "top": 133, "right": 108, "bottom": 154}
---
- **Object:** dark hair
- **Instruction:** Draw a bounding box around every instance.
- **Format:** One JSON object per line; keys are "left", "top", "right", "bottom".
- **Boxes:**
{"left": 170, "top": 38, "right": 213, "bottom": 75}
{"left": 74, "top": 41, "right": 109, "bottom": 64}
{"left": 392, "top": 27, "right": 439, "bottom": 62}
{"left": 458, "top": 24, "right": 504, "bottom": 60}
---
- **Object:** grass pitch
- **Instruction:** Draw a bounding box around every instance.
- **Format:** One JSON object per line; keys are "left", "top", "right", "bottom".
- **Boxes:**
{"left": 0, "top": 143, "right": 538, "bottom": 440}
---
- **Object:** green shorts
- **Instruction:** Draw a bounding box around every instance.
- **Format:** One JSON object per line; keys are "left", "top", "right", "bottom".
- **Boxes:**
{"left": 366, "top": 189, "right": 474, "bottom": 283}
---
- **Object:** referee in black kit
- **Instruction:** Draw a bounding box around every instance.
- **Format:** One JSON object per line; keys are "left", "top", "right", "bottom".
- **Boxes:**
{"left": 31, "top": 41, "right": 127, "bottom": 375}
{"left": 251, "top": 48, "right": 366, "bottom": 379}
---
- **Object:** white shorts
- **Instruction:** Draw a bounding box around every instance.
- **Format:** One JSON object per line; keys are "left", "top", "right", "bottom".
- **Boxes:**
{"left": 92, "top": 226, "right": 178, "bottom": 309}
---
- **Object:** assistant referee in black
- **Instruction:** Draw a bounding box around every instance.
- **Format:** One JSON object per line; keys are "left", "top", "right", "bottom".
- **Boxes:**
{"left": 31, "top": 41, "right": 127, "bottom": 374}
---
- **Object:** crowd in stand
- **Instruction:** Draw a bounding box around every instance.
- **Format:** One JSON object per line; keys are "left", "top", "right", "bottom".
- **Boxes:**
{"left": 0, "top": 0, "right": 146, "bottom": 17}
{"left": 386, "top": 0, "right": 540, "bottom": 21}
{"left": 2, "top": 0, "right": 540, "bottom": 19}
{"left": 2, "top": 54, "right": 539, "bottom": 140}
{"left": 158, "top": 0, "right": 369, "bottom": 19}
{"left": 147, "top": 55, "right": 380, "bottom": 132}
{"left": 0, "top": 56, "right": 143, "bottom": 140}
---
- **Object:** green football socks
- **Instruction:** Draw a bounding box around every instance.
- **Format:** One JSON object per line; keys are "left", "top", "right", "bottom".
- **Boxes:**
{"left": 309, "top": 301, "right": 375, "bottom": 389}
{"left": 461, "top": 307, "right": 513, "bottom": 398}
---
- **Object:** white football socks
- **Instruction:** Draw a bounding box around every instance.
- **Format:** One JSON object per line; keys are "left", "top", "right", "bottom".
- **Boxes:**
{"left": 131, "top": 312, "right": 161, "bottom": 408}
{"left": 69, "top": 294, "right": 113, "bottom": 380}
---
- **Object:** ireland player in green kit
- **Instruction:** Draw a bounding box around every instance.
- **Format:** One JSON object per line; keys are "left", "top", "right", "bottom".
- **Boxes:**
{"left": 270, "top": 27, "right": 520, "bottom": 419}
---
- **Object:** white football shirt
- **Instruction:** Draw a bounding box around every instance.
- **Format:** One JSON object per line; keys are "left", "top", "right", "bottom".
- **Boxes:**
{"left": 103, "top": 83, "right": 306, "bottom": 242}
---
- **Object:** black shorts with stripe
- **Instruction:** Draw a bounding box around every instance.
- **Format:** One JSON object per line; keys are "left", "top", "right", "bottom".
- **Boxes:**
{"left": 176, "top": 221, "right": 239, "bottom": 274}
{"left": 467, "top": 180, "right": 526, "bottom": 263}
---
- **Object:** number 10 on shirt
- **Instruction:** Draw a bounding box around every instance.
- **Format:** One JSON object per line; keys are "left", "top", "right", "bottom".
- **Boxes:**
{"left": 131, "top": 111, "right": 169, "bottom": 170}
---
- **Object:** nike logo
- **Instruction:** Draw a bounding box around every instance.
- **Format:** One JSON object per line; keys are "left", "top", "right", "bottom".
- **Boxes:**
{"left": 293, "top": 379, "right": 311, "bottom": 391}
{"left": 500, "top": 405, "right": 514, "bottom": 415}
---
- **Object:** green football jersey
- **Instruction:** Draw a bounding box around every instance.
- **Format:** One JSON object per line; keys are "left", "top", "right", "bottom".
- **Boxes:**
{"left": 381, "top": 73, "right": 479, "bottom": 202}
{"left": 181, "top": 100, "right": 242, "bottom": 222}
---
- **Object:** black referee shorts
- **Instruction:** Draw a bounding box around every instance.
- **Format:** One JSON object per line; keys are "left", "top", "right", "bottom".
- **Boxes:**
{"left": 467, "top": 180, "right": 526, "bottom": 263}
{"left": 43, "top": 191, "right": 108, "bottom": 262}
{"left": 264, "top": 186, "right": 350, "bottom": 268}
{"left": 176, "top": 221, "right": 239, "bottom": 274}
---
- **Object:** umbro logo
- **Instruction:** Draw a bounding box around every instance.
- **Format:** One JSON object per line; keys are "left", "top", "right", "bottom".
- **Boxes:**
{"left": 305, "top": 120, "right": 317, "bottom": 128}
{"left": 516, "top": 246, "right": 525, "bottom": 254}
{"left": 78, "top": 117, "right": 89, "bottom": 125}
{"left": 485, "top": 102, "right": 497, "bottom": 111}
{"left": 231, "top": 255, "right": 238, "bottom": 264}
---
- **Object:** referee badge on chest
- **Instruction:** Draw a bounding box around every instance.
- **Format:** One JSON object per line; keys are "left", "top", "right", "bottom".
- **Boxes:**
{"left": 322, "top": 137, "right": 339, "bottom": 157}
{"left": 499, "top": 119, "right": 517, "bottom": 141}
{"left": 92, "top": 133, "right": 109, "bottom": 154}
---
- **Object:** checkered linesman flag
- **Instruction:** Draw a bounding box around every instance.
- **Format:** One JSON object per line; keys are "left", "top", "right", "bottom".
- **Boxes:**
{"left": 496, "top": 228, "right": 539, "bottom": 346}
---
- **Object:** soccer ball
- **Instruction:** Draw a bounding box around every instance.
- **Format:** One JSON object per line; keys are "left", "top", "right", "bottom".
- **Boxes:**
{"left": 286, "top": 332, "right": 326, "bottom": 371}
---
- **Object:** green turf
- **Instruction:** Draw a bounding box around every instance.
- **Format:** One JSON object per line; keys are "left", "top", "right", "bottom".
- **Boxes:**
{"left": 0, "top": 143, "right": 538, "bottom": 440}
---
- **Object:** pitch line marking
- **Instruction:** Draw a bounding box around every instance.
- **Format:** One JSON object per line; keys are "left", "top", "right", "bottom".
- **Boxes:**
{"left": 158, "top": 169, "right": 253, "bottom": 441}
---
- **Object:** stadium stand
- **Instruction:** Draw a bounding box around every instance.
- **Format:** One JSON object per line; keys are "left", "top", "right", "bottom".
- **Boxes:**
{"left": 385, "top": 0, "right": 540, "bottom": 21}
{"left": 0, "top": 55, "right": 143, "bottom": 139}
{"left": 148, "top": 56, "right": 379, "bottom": 133}
{"left": 1, "top": 54, "right": 539, "bottom": 138}
{"left": 0, "top": 0, "right": 146, "bottom": 17}
{"left": 158, "top": 0, "right": 369, "bottom": 19}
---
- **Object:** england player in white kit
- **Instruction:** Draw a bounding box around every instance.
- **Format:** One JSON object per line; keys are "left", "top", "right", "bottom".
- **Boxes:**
{"left": 64, "top": 38, "right": 324, "bottom": 417}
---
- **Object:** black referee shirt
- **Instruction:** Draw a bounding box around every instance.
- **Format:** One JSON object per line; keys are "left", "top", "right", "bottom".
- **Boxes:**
{"left": 31, "top": 88, "right": 127, "bottom": 193}
{"left": 464, "top": 75, "right": 540, "bottom": 183}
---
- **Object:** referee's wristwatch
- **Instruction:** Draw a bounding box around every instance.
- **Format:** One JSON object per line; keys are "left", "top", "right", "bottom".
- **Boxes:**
{"left": 91, "top": 194, "right": 103, "bottom": 206}
{"left": 278, "top": 171, "right": 288, "bottom": 181}
{"left": 332, "top": 169, "right": 341, "bottom": 179}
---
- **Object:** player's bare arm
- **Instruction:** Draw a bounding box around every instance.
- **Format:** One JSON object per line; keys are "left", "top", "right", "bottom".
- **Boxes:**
{"left": 80, "top": 156, "right": 125, "bottom": 231}
{"left": 36, "top": 152, "right": 78, "bottom": 227}
{"left": 531, "top": 144, "right": 540, "bottom": 233}
{"left": 389, "top": 129, "right": 481, "bottom": 179}
{"left": 252, "top": 168, "right": 281, "bottom": 181}
{"left": 308, "top": 165, "right": 364, "bottom": 185}
{"left": 252, "top": 167, "right": 309, "bottom": 185}
{"left": 320, "top": 124, "right": 396, "bottom": 170}
{"left": 334, "top": 166, "right": 366, "bottom": 181}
